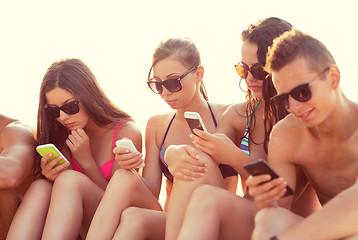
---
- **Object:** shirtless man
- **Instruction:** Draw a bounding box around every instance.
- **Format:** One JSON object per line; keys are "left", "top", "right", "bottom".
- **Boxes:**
{"left": 247, "top": 29, "right": 358, "bottom": 240}
{"left": 0, "top": 114, "right": 36, "bottom": 239}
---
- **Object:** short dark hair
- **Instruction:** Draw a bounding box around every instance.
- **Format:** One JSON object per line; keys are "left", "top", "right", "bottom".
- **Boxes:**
{"left": 266, "top": 29, "right": 336, "bottom": 73}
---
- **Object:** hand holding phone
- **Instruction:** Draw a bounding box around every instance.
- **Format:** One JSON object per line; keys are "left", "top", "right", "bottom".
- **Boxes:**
{"left": 115, "top": 138, "right": 145, "bottom": 168}
{"left": 36, "top": 143, "right": 70, "bottom": 168}
{"left": 243, "top": 159, "right": 293, "bottom": 197}
{"left": 184, "top": 111, "right": 208, "bottom": 135}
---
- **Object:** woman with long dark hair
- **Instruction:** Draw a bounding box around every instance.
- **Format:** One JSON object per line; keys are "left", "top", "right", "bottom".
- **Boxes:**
{"left": 7, "top": 58, "right": 142, "bottom": 239}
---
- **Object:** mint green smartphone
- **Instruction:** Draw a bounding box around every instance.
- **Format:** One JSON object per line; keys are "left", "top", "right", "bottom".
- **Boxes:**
{"left": 36, "top": 143, "right": 70, "bottom": 168}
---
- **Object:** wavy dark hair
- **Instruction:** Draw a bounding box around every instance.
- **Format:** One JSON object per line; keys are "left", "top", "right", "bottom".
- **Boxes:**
{"left": 33, "top": 58, "right": 132, "bottom": 176}
{"left": 148, "top": 37, "right": 208, "bottom": 101}
{"left": 240, "top": 17, "right": 292, "bottom": 152}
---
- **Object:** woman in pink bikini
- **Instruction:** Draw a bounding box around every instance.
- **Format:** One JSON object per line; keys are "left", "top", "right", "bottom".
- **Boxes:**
{"left": 7, "top": 58, "right": 142, "bottom": 240}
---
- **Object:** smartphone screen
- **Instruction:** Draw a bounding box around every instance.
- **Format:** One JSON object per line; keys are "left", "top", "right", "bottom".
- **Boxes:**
{"left": 244, "top": 159, "right": 293, "bottom": 197}
{"left": 184, "top": 111, "right": 207, "bottom": 135}
{"left": 186, "top": 118, "right": 204, "bottom": 134}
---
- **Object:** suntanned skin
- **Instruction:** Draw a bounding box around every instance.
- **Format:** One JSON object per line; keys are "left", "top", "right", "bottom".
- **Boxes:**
{"left": 0, "top": 114, "right": 35, "bottom": 240}
{"left": 248, "top": 57, "right": 358, "bottom": 240}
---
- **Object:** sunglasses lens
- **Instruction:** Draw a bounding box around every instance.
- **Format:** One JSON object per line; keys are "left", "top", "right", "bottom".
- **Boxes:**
{"left": 271, "top": 95, "right": 289, "bottom": 109}
{"left": 45, "top": 107, "right": 60, "bottom": 119}
{"left": 251, "top": 65, "right": 268, "bottom": 80}
{"left": 163, "top": 79, "right": 182, "bottom": 92}
{"left": 44, "top": 101, "right": 80, "bottom": 119}
{"left": 62, "top": 101, "right": 80, "bottom": 115}
{"left": 235, "top": 65, "right": 248, "bottom": 79}
{"left": 291, "top": 84, "right": 312, "bottom": 102}
{"left": 148, "top": 82, "right": 163, "bottom": 94}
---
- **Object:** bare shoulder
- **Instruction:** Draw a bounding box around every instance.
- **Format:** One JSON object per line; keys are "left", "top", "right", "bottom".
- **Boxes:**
{"left": 270, "top": 114, "right": 305, "bottom": 151}
{"left": 145, "top": 112, "right": 176, "bottom": 143}
{"left": 146, "top": 112, "right": 175, "bottom": 130}
{"left": 0, "top": 117, "right": 35, "bottom": 154}
{"left": 207, "top": 102, "right": 230, "bottom": 120}
{"left": 220, "top": 102, "right": 247, "bottom": 125}
{"left": 1, "top": 118, "right": 35, "bottom": 142}
{"left": 117, "top": 120, "right": 142, "bottom": 140}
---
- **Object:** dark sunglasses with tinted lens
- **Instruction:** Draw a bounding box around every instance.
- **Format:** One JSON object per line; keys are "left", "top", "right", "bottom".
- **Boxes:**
{"left": 147, "top": 66, "right": 197, "bottom": 94}
{"left": 44, "top": 100, "right": 80, "bottom": 119}
{"left": 234, "top": 62, "right": 269, "bottom": 80}
{"left": 271, "top": 67, "right": 330, "bottom": 109}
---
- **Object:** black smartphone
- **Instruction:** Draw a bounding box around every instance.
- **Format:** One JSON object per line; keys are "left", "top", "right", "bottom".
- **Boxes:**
{"left": 184, "top": 111, "right": 208, "bottom": 135}
{"left": 243, "top": 159, "right": 294, "bottom": 197}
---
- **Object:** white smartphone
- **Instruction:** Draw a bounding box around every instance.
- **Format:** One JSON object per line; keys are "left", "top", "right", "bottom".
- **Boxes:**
{"left": 36, "top": 143, "right": 70, "bottom": 168}
{"left": 115, "top": 138, "right": 145, "bottom": 168}
{"left": 184, "top": 111, "right": 208, "bottom": 135}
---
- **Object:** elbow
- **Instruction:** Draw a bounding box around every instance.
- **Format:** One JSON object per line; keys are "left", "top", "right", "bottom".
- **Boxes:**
{"left": 0, "top": 168, "right": 26, "bottom": 189}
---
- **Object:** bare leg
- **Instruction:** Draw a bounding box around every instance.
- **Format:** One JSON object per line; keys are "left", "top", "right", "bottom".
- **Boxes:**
{"left": 253, "top": 207, "right": 303, "bottom": 240}
{"left": 86, "top": 169, "right": 162, "bottom": 240}
{"left": 178, "top": 185, "right": 254, "bottom": 240}
{"left": 165, "top": 152, "right": 226, "bottom": 240}
{"left": 7, "top": 179, "right": 53, "bottom": 240}
{"left": 42, "top": 170, "right": 104, "bottom": 240}
{"left": 0, "top": 189, "right": 21, "bottom": 240}
{"left": 113, "top": 207, "right": 166, "bottom": 240}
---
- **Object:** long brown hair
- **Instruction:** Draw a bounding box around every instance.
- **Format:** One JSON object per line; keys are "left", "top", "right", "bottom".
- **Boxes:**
{"left": 148, "top": 37, "right": 208, "bottom": 100}
{"left": 34, "top": 58, "right": 132, "bottom": 175}
{"left": 240, "top": 17, "right": 292, "bottom": 152}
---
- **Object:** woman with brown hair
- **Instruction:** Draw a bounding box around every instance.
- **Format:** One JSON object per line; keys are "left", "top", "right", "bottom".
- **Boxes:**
{"left": 86, "top": 37, "right": 237, "bottom": 240}
{"left": 7, "top": 58, "right": 142, "bottom": 239}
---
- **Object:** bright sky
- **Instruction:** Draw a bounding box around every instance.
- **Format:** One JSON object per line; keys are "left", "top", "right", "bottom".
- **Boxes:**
{"left": 1, "top": 0, "right": 357, "bottom": 135}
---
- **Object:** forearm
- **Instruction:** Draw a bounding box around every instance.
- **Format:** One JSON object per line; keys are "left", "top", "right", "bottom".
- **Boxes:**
{"left": 279, "top": 183, "right": 358, "bottom": 240}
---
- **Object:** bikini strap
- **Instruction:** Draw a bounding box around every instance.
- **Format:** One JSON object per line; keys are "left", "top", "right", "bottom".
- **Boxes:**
{"left": 207, "top": 102, "right": 218, "bottom": 127}
{"left": 160, "top": 113, "right": 176, "bottom": 147}
{"left": 247, "top": 99, "right": 262, "bottom": 126}
{"left": 112, "top": 122, "right": 125, "bottom": 149}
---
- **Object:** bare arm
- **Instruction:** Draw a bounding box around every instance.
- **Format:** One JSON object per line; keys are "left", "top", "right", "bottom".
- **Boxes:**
{"left": 192, "top": 104, "right": 254, "bottom": 179}
{"left": 0, "top": 121, "right": 36, "bottom": 189}
{"left": 278, "top": 179, "right": 358, "bottom": 240}
{"left": 247, "top": 119, "right": 300, "bottom": 213}
{"left": 142, "top": 115, "right": 165, "bottom": 199}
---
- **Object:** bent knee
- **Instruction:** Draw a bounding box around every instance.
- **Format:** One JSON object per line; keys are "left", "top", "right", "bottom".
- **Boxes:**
{"left": 120, "top": 207, "right": 147, "bottom": 228}
{"left": 110, "top": 169, "right": 142, "bottom": 190}
{"left": 27, "top": 179, "right": 53, "bottom": 195}
{"left": 188, "top": 185, "right": 223, "bottom": 210}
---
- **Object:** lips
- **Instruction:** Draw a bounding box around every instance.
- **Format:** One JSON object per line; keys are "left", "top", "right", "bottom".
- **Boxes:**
{"left": 297, "top": 109, "right": 313, "bottom": 121}
{"left": 165, "top": 99, "right": 177, "bottom": 106}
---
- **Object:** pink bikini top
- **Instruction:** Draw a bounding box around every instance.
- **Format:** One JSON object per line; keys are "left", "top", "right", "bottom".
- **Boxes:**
{"left": 71, "top": 122, "right": 124, "bottom": 181}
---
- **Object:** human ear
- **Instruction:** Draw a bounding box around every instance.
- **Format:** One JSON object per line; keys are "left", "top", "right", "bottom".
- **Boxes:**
{"left": 195, "top": 65, "right": 204, "bottom": 83}
{"left": 329, "top": 66, "right": 340, "bottom": 90}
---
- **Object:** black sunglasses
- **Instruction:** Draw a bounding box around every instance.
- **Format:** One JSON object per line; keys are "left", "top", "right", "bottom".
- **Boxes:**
{"left": 271, "top": 67, "right": 330, "bottom": 110}
{"left": 234, "top": 62, "right": 269, "bottom": 81}
{"left": 44, "top": 100, "right": 80, "bottom": 119}
{"left": 147, "top": 66, "right": 197, "bottom": 94}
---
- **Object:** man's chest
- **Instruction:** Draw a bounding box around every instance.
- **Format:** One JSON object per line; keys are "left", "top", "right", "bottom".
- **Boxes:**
{"left": 297, "top": 139, "right": 358, "bottom": 204}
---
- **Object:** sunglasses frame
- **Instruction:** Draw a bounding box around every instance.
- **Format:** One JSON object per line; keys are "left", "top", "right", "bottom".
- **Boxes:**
{"left": 271, "top": 67, "right": 330, "bottom": 109}
{"left": 147, "top": 66, "right": 197, "bottom": 94}
{"left": 234, "top": 62, "right": 269, "bottom": 81}
{"left": 44, "top": 100, "right": 80, "bottom": 119}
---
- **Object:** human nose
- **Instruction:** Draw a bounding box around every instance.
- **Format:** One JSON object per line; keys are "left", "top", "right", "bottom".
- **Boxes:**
{"left": 246, "top": 72, "right": 257, "bottom": 82}
{"left": 287, "top": 96, "right": 302, "bottom": 113}
{"left": 58, "top": 110, "right": 70, "bottom": 120}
